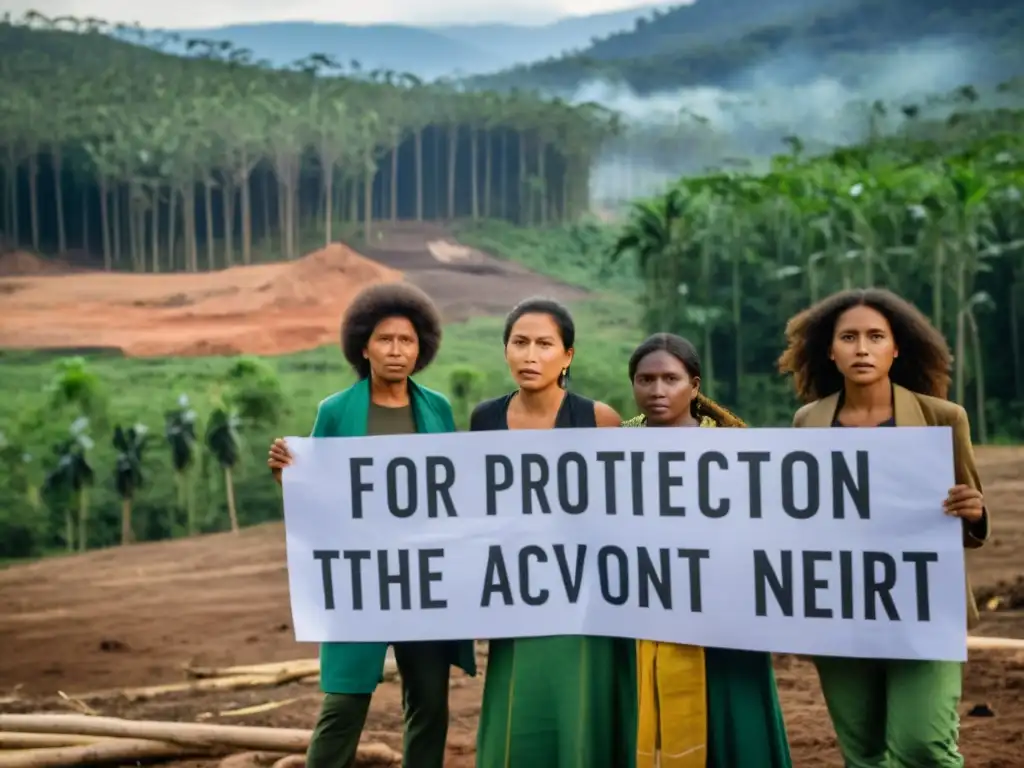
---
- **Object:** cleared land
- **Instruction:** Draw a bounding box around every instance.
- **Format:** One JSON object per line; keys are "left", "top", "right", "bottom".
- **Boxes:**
{"left": 0, "top": 223, "right": 586, "bottom": 358}
{"left": 1, "top": 446, "right": 1022, "bottom": 767}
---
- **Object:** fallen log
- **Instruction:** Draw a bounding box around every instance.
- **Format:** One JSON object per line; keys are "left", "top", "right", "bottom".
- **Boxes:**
{"left": 185, "top": 662, "right": 319, "bottom": 680}
{"left": 0, "top": 737, "right": 214, "bottom": 768}
{"left": 967, "top": 636, "right": 1024, "bottom": 651}
{"left": 184, "top": 657, "right": 398, "bottom": 682}
{"left": 0, "top": 715, "right": 312, "bottom": 753}
{"left": 68, "top": 670, "right": 315, "bottom": 703}
{"left": 0, "top": 735, "right": 100, "bottom": 750}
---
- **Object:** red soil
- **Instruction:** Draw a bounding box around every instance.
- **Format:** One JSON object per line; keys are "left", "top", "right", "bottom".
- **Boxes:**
{"left": 0, "top": 245, "right": 402, "bottom": 357}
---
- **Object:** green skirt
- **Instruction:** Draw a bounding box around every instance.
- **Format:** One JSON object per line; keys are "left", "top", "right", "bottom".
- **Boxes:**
{"left": 475, "top": 636, "right": 637, "bottom": 768}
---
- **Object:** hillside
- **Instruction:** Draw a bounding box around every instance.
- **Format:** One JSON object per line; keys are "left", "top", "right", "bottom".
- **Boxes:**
{"left": 470, "top": 0, "right": 1024, "bottom": 95}
{"left": 144, "top": 3, "right": 675, "bottom": 80}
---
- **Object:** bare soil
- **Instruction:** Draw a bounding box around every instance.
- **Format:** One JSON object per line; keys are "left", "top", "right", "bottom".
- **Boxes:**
{"left": 0, "top": 225, "right": 587, "bottom": 358}
{"left": 1, "top": 446, "right": 1022, "bottom": 767}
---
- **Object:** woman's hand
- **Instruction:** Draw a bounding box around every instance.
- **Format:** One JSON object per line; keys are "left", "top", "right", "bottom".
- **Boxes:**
{"left": 268, "top": 438, "right": 292, "bottom": 484}
{"left": 944, "top": 484, "right": 984, "bottom": 523}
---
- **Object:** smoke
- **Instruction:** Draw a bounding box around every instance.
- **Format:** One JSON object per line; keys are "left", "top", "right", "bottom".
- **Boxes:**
{"left": 577, "top": 36, "right": 1012, "bottom": 210}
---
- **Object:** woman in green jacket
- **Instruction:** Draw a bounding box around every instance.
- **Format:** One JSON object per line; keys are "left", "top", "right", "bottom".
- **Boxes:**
{"left": 268, "top": 283, "right": 476, "bottom": 768}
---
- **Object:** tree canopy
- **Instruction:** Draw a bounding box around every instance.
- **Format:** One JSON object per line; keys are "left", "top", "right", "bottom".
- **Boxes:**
{"left": 0, "top": 14, "right": 620, "bottom": 270}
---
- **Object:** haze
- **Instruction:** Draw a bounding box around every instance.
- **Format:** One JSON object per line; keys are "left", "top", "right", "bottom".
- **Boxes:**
{"left": 0, "top": 0, "right": 659, "bottom": 27}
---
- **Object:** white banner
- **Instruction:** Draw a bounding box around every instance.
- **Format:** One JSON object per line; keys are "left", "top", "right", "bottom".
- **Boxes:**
{"left": 282, "top": 425, "right": 967, "bottom": 662}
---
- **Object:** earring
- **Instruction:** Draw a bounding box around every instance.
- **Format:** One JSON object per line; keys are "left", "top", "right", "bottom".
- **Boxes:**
{"left": 561, "top": 368, "right": 567, "bottom": 376}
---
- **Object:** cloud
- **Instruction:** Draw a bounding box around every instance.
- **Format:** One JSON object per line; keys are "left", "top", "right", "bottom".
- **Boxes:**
{"left": 581, "top": 36, "right": 1005, "bottom": 207}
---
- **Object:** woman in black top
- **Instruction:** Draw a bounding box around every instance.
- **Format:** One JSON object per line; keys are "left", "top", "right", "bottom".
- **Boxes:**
{"left": 471, "top": 298, "right": 634, "bottom": 768}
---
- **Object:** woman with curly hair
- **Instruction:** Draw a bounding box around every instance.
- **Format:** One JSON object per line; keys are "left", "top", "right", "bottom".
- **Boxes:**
{"left": 267, "top": 282, "right": 476, "bottom": 768}
{"left": 778, "top": 288, "right": 990, "bottom": 768}
{"left": 623, "top": 332, "right": 793, "bottom": 768}
{"left": 470, "top": 297, "right": 635, "bottom": 768}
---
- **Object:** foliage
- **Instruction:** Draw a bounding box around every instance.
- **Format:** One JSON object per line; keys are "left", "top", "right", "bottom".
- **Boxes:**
{"left": 0, "top": 222, "right": 643, "bottom": 561}
{"left": 611, "top": 97, "right": 1024, "bottom": 435}
{"left": 0, "top": 14, "right": 619, "bottom": 268}
{"left": 471, "top": 0, "right": 1024, "bottom": 96}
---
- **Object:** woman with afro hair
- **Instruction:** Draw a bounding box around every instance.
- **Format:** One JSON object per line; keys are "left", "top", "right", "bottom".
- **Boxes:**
{"left": 778, "top": 288, "right": 990, "bottom": 768}
{"left": 268, "top": 283, "right": 476, "bottom": 768}
{"left": 623, "top": 332, "right": 793, "bottom": 768}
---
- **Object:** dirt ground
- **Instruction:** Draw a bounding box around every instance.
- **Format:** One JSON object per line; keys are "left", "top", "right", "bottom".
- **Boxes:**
{"left": 0, "top": 226, "right": 586, "bottom": 358}
{"left": 1, "top": 446, "right": 1022, "bottom": 767}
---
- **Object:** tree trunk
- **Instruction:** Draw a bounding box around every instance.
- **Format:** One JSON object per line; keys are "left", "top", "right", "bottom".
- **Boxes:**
{"left": 967, "top": 309, "right": 988, "bottom": 443}
{"left": 204, "top": 180, "right": 215, "bottom": 270}
{"left": 447, "top": 125, "right": 457, "bottom": 220}
{"left": 415, "top": 129, "right": 423, "bottom": 221}
{"left": 483, "top": 129, "right": 492, "bottom": 219}
{"left": 112, "top": 185, "right": 122, "bottom": 267}
{"left": 77, "top": 487, "right": 89, "bottom": 553}
{"left": 390, "top": 133, "right": 399, "bottom": 222}
{"left": 225, "top": 467, "right": 239, "bottom": 533}
{"left": 27, "top": 151, "right": 40, "bottom": 251}
{"left": 99, "top": 177, "right": 111, "bottom": 270}
{"left": 167, "top": 189, "right": 177, "bottom": 272}
{"left": 121, "top": 497, "right": 134, "bottom": 545}
{"left": 470, "top": 129, "right": 479, "bottom": 220}
{"left": 150, "top": 188, "right": 160, "bottom": 272}
{"left": 363, "top": 163, "right": 373, "bottom": 241}
{"left": 52, "top": 146, "right": 66, "bottom": 254}
{"left": 64, "top": 506, "right": 74, "bottom": 552}
{"left": 222, "top": 178, "right": 235, "bottom": 267}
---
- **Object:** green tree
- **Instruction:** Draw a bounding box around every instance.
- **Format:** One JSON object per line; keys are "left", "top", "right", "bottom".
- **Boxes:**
{"left": 205, "top": 405, "right": 241, "bottom": 533}
{"left": 113, "top": 422, "right": 147, "bottom": 544}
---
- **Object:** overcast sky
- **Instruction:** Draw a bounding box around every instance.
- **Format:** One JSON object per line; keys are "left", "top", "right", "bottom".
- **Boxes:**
{"left": 2, "top": 0, "right": 661, "bottom": 27}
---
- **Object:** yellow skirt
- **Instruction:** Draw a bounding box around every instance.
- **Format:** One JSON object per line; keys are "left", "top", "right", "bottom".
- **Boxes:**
{"left": 636, "top": 640, "right": 708, "bottom": 768}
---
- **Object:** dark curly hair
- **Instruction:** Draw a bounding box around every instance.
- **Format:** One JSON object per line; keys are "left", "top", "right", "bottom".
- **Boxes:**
{"left": 341, "top": 282, "right": 442, "bottom": 379}
{"left": 777, "top": 288, "right": 951, "bottom": 403}
{"left": 629, "top": 332, "right": 746, "bottom": 427}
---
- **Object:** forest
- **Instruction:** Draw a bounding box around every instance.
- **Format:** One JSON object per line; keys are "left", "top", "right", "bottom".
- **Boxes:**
{"left": 611, "top": 86, "right": 1024, "bottom": 438}
{"left": 471, "top": 0, "right": 1024, "bottom": 96}
{"left": 0, "top": 16, "right": 617, "bottom": 271}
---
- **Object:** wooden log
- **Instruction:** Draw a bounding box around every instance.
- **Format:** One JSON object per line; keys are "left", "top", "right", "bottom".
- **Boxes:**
{"left": 0, "top": 735, "right": 100, "bottom": 750}
{"left": 185, "top": 661, "right": 319, "bottom": 680}
{"left": 967, "top": 636, "right": 1024, "bottom": 650}
{"left": 0, "top": 715, "right": 311, "bottom": 753}
{"left": 185, "top": 657, "right": 398, "bottom": 681}
{"left": 270, "top": 756, "right": 306, "bottom": 768}
{"left": 0, "top": 737, "right": 213, "bottom": 768}
{"left": 68, "top": 670, "right": 315, "bottom": 703}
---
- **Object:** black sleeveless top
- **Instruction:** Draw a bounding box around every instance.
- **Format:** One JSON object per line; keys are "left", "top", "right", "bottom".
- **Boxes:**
{"left": 470, "top": 390, "right": 597, "bottom": 432}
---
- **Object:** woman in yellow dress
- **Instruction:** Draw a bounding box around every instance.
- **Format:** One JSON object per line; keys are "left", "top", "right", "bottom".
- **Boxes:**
{"left": 622, "top": 332, "right": 792, "bottom": 768}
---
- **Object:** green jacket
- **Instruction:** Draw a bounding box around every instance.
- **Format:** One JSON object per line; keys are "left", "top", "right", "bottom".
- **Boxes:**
{"left": 309, "top": 376, "right": 478, "bottom": 693}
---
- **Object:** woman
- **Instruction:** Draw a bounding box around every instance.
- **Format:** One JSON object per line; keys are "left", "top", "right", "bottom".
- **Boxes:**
{"left": 777, "top": 288, "right": 989, "bottom": 768}
{"left": 470, "top": 297, "right": 635, "bottom": 768}
{"left": 267, "top": 283, "right": 476, "bottom": 768}
{"left": 622, "top": 332, "right": 793, "bottom": 768}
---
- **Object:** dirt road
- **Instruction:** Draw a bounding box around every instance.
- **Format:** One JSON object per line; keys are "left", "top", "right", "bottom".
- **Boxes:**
{"left": 2, "top": 445, "right": 1022, "bottom": 767}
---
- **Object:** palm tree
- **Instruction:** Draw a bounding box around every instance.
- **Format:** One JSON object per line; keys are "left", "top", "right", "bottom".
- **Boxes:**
{"left": 165, "top": 394, "right": 199, "bottom": 536}
{"left": 205, "top": 405, "right": 241, "bottom": 533}
{"left": 113, "top": 423, "right": 148, "bottom": 544}
{"left": 43, "top": 417, "right": 94, "bottom": 552}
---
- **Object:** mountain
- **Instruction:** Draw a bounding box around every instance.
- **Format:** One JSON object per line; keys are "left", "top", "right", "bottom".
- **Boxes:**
{"left": 152, "top": 3, "right": 675, "bottom": 80}
{"left": 468, "top": 0, "right": 1024, "bottom": 95}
